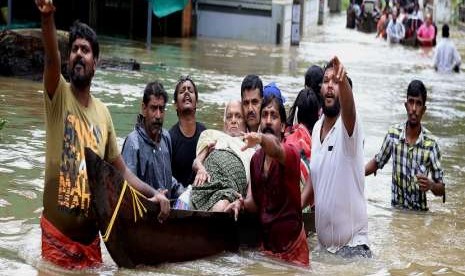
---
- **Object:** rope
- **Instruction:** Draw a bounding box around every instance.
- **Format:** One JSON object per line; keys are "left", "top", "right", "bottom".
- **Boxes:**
{"left": 101, "top": 181, "right": 148, "bottom": 242}
{"left": 130, "top": 184, "right": 148, "bottom": 223}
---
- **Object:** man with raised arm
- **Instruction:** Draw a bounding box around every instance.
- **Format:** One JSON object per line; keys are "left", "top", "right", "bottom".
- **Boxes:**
{"left": 35, "top": 0, "right": 169, "bottom": 269}
{"left": 307, "top": 56, "right": 371, "bottom": 258}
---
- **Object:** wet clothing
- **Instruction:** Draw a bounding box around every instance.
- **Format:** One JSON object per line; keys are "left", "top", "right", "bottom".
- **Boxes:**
{"left": 262, "top": 227, "right": 309, "bottom": 267}
{"left": 374, "top": 122, "right": 444, "bottom": 211}
{"left": 310, "top": 115, "right": 369, "bottom": 253}
{"left": 191, "top": 129, "right": 255, "bottom": 211}
{"left": 44, "top": 75, "right": 119, "bottom": 215}
{"left": 284, "top": 124, "right": 312, "bottom": 212}
{"left": 386, "top": 19, "right": 405, "bottom": 43}
{"left": 417, "top": 23, "right": 435, "bottom": 42}
{"left": 42, "top": 75, "right": 118, "bottom": 268}
{"left": 41, "top": 216, "right": 102, "bottom": 269}
{"left": 251, "top": 143, "right": 308, "bottom": 266}
{"left": 122, "top": 114, "right": 184, "bottom": 199}
{"left": 169, "top": 122, "right": 206, "bottom": 186}
{"left": 434, "top": 38, "right": 461, "bottom": 73}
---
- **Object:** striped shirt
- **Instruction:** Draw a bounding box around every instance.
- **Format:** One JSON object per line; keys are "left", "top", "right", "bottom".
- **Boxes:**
{"left": 375, "top": 122, "right": 444, "bottom": 211}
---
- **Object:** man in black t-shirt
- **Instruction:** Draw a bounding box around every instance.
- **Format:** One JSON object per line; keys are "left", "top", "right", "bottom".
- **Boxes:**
{"left": 169, "top": 76, "right": 206, "bottom": 187}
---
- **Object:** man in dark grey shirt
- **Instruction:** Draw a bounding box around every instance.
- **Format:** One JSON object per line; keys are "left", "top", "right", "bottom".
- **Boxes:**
{"left": 122, "top": 81, "right": 184, "bottom": 199}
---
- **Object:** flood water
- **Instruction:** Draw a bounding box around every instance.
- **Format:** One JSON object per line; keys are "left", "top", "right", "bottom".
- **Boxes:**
{"left": 1, "top": 13, "right": 465, "bottom": 275}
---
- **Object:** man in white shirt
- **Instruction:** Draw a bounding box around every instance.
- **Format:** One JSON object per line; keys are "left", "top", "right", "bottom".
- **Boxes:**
{"left": 434, "top": 24, "right": 461, "bottom": 73}
{"left": 308, "top": 56, "right": 371, "bottom": 258}
{"left": 386, "top": 11, "right": 405, "bottom": 43}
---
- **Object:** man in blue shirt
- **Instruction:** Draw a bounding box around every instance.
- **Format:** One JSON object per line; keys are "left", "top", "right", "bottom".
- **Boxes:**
{"left": 122, "top": 81, "right": 184, "bottom": 199}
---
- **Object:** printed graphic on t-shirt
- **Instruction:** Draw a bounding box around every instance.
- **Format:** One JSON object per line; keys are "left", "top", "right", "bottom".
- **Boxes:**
{"left": 57, "top": 112, "right": 102, "bottom": 214}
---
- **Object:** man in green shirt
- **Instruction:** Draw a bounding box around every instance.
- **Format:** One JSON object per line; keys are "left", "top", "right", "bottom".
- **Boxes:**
{"left": 365, "top": 80, "right": 445, "bottom": 211}
{"left": 36, "top": 0, "right": 170, "bottom": 269}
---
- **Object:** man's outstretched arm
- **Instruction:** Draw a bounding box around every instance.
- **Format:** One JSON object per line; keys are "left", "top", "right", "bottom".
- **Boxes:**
{"left": 36, "top": 0, "right": 60, "bottom": 97}
{"left": 112, "top": 155, "right": 171, "bottom": 222}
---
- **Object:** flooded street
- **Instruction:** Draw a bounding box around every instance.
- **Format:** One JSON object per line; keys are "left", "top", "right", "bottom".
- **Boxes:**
{"left": 1, "top": 12, "right": 465, "bottom": 275}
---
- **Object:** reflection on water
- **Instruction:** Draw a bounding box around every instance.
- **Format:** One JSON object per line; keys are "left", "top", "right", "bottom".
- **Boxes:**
{"left": 1, "top": 13, "right": 465, "bottom": 275}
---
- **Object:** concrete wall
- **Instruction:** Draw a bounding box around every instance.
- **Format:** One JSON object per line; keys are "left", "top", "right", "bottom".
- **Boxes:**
{"left": 273, "top": 1, "right": 293, "bottom": 45}
{"left": 302, "top": 0, "right": 319, "bottom": 34}
{"left": 196, "top": 0, "right": 322, "bottom": 45}
{"left": 196, "top": 0, "right": 294, "bottom": 45}
{"left": 317, "top": 0, "right": 329, "bottom": 25}
{"left": 197, "top": 10, "right": 275, "bottom": 43}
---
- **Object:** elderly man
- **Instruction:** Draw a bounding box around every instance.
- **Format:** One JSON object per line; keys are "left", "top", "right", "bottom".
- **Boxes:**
{"left": 189, "top": 100, "right": 255, "bottom": 211}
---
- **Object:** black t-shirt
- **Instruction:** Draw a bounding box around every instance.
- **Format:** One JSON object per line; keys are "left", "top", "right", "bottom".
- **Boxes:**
{"left": 169, "top": 122, "right": 206, "bottom": 187}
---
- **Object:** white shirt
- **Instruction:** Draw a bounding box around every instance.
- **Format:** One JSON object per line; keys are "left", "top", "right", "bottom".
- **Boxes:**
{"left": 310, "top": 114, "right": 369, "bottom": 253}
{"left": 434, "top": 38, "right": 462, "bottom": 73}
{"left": 386, "top": 19, "right": 405, "bottom": 43}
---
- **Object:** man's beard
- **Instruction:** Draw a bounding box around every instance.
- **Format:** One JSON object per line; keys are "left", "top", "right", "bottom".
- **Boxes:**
{"left": 68, "top": 59, "right": 94, "bottom": 89}
{"left": 322, "top": 98, "right": 340, "bottom": 118}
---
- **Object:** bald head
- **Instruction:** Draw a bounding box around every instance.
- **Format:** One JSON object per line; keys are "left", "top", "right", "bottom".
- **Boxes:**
{"left": 224, "top": 100, "right": 246, "bottom": 137}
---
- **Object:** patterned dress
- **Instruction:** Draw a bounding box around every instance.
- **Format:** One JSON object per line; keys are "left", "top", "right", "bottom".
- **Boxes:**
{"left": 191, "top": 149, "right": 247, "bottom": 211}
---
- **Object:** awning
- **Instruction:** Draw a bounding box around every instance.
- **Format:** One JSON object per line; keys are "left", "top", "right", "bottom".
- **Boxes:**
{"left": 148, "top": 0, "right": 189, "bottom": 18}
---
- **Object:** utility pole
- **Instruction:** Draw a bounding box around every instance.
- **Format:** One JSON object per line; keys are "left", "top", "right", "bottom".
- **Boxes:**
{"left": 7, "top": 0, "right": 12, "bottom": 28}
{"left": 146, "top": 1, "right": 153, "bottom": 50}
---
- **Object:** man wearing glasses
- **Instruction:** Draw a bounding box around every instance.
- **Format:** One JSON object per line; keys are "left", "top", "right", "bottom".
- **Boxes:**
{"left": 122, "top": 81, "right": 185, "bottom": 200}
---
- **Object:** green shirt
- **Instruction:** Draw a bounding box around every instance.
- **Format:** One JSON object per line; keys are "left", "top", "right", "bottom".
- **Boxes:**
{"left": 44, "top": 75, "right": 119, "bottom": 215}
{"left": 375, "top": 122, "right": 444, "bottom": 211}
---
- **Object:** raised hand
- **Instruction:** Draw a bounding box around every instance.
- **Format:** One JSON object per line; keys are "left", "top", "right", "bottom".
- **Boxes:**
{"left": 35, "top": 0, "right": 56, "bottom": 14}
{"left": 329, "top": 56, "right": 347, "bottom": 84}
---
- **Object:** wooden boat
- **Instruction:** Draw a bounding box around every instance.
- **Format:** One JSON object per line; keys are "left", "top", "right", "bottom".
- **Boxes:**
{"left": 85, "top": 148, "right": 315, "bottom": 268}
